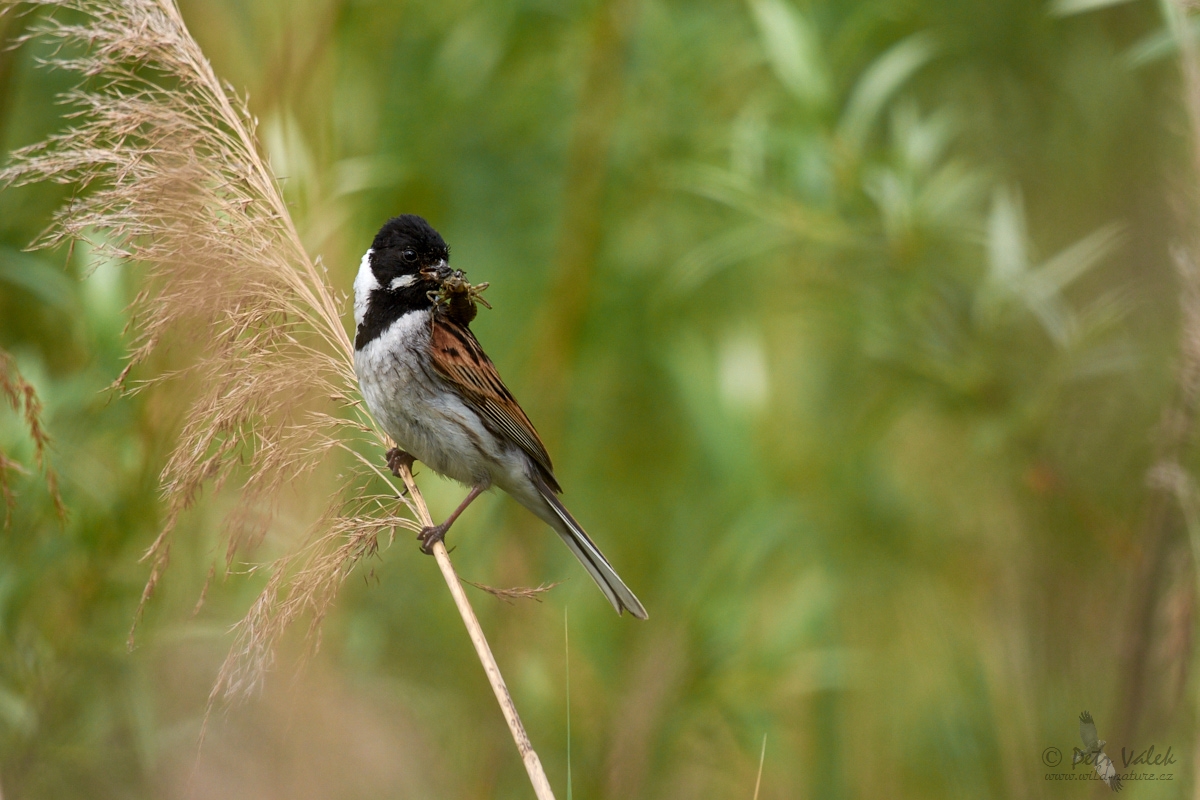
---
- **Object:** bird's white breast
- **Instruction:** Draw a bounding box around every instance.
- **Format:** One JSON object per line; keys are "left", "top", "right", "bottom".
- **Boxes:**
{"left": 354, "top": 309, "right": 517, "bottom": 487}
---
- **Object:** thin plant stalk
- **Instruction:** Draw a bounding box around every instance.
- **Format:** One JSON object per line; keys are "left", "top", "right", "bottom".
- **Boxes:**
{"left": 394, "top": 461, "right": 556, "bottom": 800}
{"left": 753, "top": 734, "right": 766, "bottom": 800}
{"left": 565, "top": 607, "right": 572, "bottom": 800}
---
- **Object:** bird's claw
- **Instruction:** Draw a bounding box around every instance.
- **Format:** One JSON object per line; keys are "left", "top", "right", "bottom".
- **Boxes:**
{"left": 386, "top": 447, "right": 415, "bottom": 477}
{"left": 417, "top": 524, "right": 448, "bottom": 555}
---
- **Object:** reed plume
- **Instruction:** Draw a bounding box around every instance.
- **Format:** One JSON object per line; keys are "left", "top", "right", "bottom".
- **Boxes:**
{"left": 1, "top": 0, "right": 409, "bottom": 694}
{"left": 2, "top": 2, "right": 558, "bottom": 792}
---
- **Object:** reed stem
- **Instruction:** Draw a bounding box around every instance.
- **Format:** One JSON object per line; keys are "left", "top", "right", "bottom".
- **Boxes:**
{"left": 394, "top": 462, "right": 556, "bottom": 800}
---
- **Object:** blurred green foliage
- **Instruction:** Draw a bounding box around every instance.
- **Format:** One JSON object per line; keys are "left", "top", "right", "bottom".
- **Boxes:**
{"left": 2, "top": 0, "right": 1198, "bottom": 797}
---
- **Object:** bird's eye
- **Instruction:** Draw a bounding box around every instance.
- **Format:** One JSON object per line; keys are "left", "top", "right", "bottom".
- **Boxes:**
{"left": 401, "top": 249, "right": 417, "bottom": 263}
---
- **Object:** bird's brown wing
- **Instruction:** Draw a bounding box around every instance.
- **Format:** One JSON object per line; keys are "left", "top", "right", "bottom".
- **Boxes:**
{"left": 428, "top": 312, "right": 558, "bottom": 489}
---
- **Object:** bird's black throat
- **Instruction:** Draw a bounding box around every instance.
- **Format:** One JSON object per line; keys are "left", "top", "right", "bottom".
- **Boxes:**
{"left": 355, "top": 283, "right": 434, "bottom": 350}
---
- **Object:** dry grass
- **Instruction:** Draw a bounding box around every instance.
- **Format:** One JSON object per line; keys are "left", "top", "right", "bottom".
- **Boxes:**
{"left": 462, "top": 579, "right": 561, "bottom": 604}
{"left": 0, "top": 347, "right": 62, "bottom": 524}
{"left": 0, "top": 0, "right": 417, "bottom": 699}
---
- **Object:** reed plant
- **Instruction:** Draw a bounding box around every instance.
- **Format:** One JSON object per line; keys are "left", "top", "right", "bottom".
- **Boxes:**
{"left": 2, "top": 0, "right": 555, "bottom": 794}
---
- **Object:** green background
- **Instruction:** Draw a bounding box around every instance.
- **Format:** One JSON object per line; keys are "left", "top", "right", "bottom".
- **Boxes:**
{"left": 0, "top": 0, "right": 1196, "bottom": 796}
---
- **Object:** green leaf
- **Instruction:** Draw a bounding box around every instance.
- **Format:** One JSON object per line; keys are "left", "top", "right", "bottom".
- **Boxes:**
{"left": 838, "top": 33, "right": 938, "bottom": 153}
{"left": 1025, "top": 222, "right": 1125, "bottom": 303}
{"left": 1124, "top": 16, "right": 1200, "bottom": 68}
{"left": 0, "top": 247, "right": 74, "bottom": 308}
{"left": 748, "top": 0, "right": 830, "bottom": 106}
{"left": 1048, "top": 0, "right": 1140, "bottom": 17}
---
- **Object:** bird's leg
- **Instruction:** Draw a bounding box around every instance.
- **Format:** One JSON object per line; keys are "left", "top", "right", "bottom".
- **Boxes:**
{"left": 386, "top": 447, "right": 415, "bottom": 477}
{"left": 418, "top": 484, "right": 485, "bottom": 555}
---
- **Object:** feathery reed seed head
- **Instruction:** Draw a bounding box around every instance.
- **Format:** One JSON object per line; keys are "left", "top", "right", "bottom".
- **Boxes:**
{"left": 2, "top": 0, "right": 420, "bottom": 700}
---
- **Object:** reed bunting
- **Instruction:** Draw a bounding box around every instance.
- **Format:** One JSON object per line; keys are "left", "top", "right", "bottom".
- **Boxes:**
{"left": 353, "top": 215, "right": 647, "bottom": 619}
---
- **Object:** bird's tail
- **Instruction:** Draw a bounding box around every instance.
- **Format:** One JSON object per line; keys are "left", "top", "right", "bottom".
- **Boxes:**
{"left": 532, "top": 473, "right": 648, "bottom": 620}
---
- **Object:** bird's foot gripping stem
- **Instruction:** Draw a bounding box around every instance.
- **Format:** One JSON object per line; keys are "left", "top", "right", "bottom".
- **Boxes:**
{"left": 414, "top": 484, "right": 485, "bottom": 556}
{"left": 417, "top": 523, "right": 449, "bottom": 555}
{"left": 386, "top": 447, "right": 415, "bottom": 477}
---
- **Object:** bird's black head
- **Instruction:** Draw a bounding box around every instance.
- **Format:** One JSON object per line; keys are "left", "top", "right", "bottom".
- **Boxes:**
{"left": 371, "top": 214, "right": 450, "bottom": 286}
{"left": 354, "top": 215, "right": 451, "bottom": 349}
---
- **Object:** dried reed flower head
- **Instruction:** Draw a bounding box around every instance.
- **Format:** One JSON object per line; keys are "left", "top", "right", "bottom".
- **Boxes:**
{"left": 0, "top": 348, "right": 63, "bottom": 524}
{"left": 1, "top": 0, "right": 424, "bottom": 700}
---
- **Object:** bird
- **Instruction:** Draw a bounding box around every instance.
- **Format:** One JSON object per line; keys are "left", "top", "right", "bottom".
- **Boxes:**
{"left": 352, "top": 214, "right": 648, "bottom": 619}
{"left": 1075, "top": 711, "right": 1122, "bottom": 792}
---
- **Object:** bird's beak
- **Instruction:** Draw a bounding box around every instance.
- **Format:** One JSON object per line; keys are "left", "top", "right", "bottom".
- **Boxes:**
{"left": 422, "top": 259, "right": 453, "bottom": 282}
